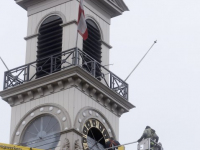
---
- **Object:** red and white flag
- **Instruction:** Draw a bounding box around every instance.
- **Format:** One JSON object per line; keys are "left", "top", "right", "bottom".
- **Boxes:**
{"left": 77, "top": 0, "right": 88, "bottom": 40}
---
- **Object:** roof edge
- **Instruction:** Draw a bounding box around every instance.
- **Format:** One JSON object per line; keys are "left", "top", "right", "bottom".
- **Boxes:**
{"left": 116, "top": 0, "right": 129, "bottom": 11}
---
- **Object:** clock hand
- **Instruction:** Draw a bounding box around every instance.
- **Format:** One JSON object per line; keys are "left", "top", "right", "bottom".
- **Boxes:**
{"left": 90, "top": 136, "right": 104, "bottom": 150}
{"left": 90, "top": 130, "right": 96, "bottom": 141}
{"left": 90, "top": 129, "right": 100, "bottom": 149}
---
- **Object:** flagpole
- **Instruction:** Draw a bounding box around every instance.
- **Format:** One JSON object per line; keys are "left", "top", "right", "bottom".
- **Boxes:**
{"left": 75, "top": 0, "right": 88, "bottom": 65}
{"left": 75, "top": 30, "right": 79, "bottom": 65}
{"left": 76, "top": 30, "right": 79, "bottom": 49}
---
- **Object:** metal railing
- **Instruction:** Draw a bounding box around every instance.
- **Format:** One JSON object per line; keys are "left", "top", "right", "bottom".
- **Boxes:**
{"left": 3, "top": 48, "right": 128, "bottom": 100}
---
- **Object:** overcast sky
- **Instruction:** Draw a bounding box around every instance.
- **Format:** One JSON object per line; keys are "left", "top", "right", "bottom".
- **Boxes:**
{"left": 0, "top": 0, "right": 200, "bottom": 150}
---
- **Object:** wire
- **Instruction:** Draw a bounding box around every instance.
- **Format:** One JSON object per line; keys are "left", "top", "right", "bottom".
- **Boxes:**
{"left": 125, "top": 40, "right": 157, "bottom": 81}
{"left": 0, "top": 56, "right": 9, "bottom": 71}
{"left": 104, "top": 141, "right": 138, "bottom": 150}
{"left": 19, "top": 130, "right": 139, "bottom": 150}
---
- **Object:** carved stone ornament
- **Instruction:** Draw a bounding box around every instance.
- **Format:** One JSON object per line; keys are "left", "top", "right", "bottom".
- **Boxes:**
{"left": 75, "top": 139, "right": 81, "bottom": 150}
{"left": 7, "top": 97, "right": 14, "bottom": 106}
{"left": 61, "top": 138, "right": 70, "bottom": 150}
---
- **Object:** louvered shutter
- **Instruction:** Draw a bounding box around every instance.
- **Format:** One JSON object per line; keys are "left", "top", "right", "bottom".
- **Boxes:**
{"left": 83, "top": 20, "right": 102, "bottom": 79}
{"left": 36, "top": 15, "right": 63, "bottom": 78}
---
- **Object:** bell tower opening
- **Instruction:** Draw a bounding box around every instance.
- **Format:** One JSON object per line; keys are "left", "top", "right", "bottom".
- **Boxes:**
{"left": 83, "top": 19, "right": 102, "bottom": 79}
{"left": 36, "top": 15, "right": 63, "bottom": 78}
{"left": 0, "top": 1, "right": 134, "bottom": 150}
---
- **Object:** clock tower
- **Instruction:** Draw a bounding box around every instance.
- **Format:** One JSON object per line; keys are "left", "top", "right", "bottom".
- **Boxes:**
{"left": 0, "top": 0, "right": 134, "bottom": 150}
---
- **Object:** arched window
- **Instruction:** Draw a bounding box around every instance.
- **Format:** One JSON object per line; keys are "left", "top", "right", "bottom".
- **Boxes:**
{"left": 36, "top": 15, "right": 63, "bottom": 78}
{"left": 21, "top": 115, "right": 60, "bottom": 150}
{"left": 83, "top": 19, "right": 102, "bottom": 79}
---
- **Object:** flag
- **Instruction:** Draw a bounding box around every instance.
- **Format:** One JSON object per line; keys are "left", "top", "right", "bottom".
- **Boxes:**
{"left": 77, "top": 0, "right": 88, "bottom": 40}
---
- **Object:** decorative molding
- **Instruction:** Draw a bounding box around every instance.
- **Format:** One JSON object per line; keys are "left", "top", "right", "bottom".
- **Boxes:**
{"left": 111, "top": 103, "right": 117, "bottom": 112}
{"left": 75, "top": 78, "right": 82, "bottom": 87}
{"left": 24, "top": 33, "right": 39, "bottom": 40}
{"left": 7, "top": 97, "right": 14, "bottom": 106}
{"left": 37, "top": 88, "right": 44, "bottom": 97}
{"left": 27, "top": 0, "right": 74, "bottom": 16}
{"left": 118, "top": 108, "right": 124, "bottom": 116}
{"left": 0, "top": 67, "right": 135, "bottom": 114}
{"left": 74, "top": 106, "right": 116, "bottom": 139}
{"left": 89, "top": 88, "right": 96, "bottom": 98}
{"left": 90, "top": 0, "right": 124, "bottom": 18}
{"left": 82, "top": 83, "right": 89, "bottom": 93}
{"left": 104, "top": 98, "right": 111, "bottom": 108}
{"left": 97, "top": 93, "right": 103, "bottom": 102}
{"left": 35, "top": 11, "right": 67, "bottom": 34}
{"left": 58, "top": 81, "right": 64, "bottom": 91}
{"left": 11, "top": 103, "right": 72, "bottom": 145}
{"left": 47, "top": 84, "right": 54, "bottom": 93}
{"left": 17, "top": 94, "right": 24, "bottom": 103}
{"left": 75, "top": 139, "right": 81, "bottom": 150}
{"left": 27, "top": 91, "right": 33, "bottom": 100}
{"left": 85, "top": 15, "right": 104, "bottom": 40}
{"left": 115, "top": 0, "right": 129, "bottom": 11}
{"left": 62, "top": 138, "right": 70, "bottom": 150}
{"left": 67, "top": 77, "right": 74, "bottom": 88}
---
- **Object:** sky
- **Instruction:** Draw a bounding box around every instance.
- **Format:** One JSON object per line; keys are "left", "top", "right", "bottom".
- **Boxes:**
{"left": 0, "top": 0, "right": 200, "bottom": 150}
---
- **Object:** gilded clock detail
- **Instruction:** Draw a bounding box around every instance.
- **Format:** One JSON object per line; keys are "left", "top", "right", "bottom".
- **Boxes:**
{"left": 82, "top": 119, "right": 110, "bottom": 150}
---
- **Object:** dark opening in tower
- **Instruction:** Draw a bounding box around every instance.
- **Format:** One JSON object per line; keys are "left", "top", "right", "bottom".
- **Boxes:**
{"left": 83, "top": 19, "right": 102, "bottom": 79}
{"left": 36, "top": 15, "right": 63, "bottom": 78}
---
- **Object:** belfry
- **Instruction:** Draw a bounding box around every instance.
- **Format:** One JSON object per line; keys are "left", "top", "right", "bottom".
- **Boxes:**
{"left": 0, "top": 0, "right": 134, "bottom": 150}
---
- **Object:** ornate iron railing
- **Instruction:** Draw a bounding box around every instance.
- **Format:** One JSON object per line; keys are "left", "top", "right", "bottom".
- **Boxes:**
{"left": 3, "top": 48, "right": 128, "bottom": 100}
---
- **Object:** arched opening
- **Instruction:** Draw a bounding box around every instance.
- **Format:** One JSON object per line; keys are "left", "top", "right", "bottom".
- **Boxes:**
{"left": 21, "top": 115, "right": 60, "bottom": 150}
{"left": 87, "top": 127, "right": 106, "bottom": 148}
{"left": 83, "top": 19, "right": 102, "bottom": 79}
{"left": 36, "top": 15, "right": 63, "bottom": 78}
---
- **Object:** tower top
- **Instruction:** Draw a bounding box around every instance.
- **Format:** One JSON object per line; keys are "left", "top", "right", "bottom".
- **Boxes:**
{"left": 15, "top": 0, "right": 129, "bottom": 17}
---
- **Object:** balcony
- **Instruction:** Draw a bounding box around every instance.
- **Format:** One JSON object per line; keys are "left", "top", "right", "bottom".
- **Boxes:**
{"left": 3, "top": 48, "right": 128, "bottom": 100}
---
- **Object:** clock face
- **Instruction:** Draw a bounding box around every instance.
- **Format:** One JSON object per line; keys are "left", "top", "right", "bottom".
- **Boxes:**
{"left": 82, "top": 119, "right": 110, "bottom": 150}
{"left": 21, "top": 115, "right": 60, "bottom": 150}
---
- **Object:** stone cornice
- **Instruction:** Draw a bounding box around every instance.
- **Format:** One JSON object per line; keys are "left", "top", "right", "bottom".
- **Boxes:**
{"left": 0, "top": 66, "right": 135, "bottom": 116}
{"left": 90, "top": 0, "right": 123, "bottom": 18}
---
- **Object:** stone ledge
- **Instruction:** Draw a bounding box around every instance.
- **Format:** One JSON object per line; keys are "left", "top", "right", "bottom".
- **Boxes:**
{"left": 0, "top": 66, "right": 135, "bottom": 116}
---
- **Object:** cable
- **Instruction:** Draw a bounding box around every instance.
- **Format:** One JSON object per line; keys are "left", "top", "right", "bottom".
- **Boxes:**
{"left": 125, "top": 40, "right": 157, "bottom": 82}
{"left": 104, "top": 141, "right": 138, "bottom": 150}
{"left": 0, "top": 56, "right": 9, "bottom": 71}
{"left": 19, "top": 130, "right": 139, "bottom": 150}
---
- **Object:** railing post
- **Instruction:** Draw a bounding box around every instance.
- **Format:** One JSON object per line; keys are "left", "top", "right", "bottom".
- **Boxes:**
{"left": 27, "top": 65, "right": 30, "bottom": 82}
{"left": 74, "top": 47, "right": 78, "bottom": 65}
{"left": 92, "top": 61, "right": 96, "bottom": 77}
{"left": 110, "top": 73, "right": 113, "bottom": 89}
{"left": 77, "top": 49, "right": 80, "bottom": 65}
{"left": 51, "top": 56, "right": 53, "bottom": 73}
{"left": 3, "top": 71, "right": 6, "bottom": 89}
{"left": 126, "top": 84, "right": 129, "bottom": 100}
